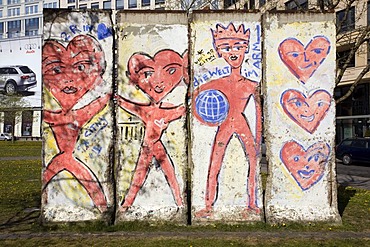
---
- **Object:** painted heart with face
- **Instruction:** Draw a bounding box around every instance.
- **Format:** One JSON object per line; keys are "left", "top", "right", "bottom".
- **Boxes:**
{"left": 280, "top": 141, "right": 330, "bottom": 191}
{"left": 42, "top": 35, "right": 106, "bottom": 111}
{"left": 127, "top": 49, "right": 188, "bottom": 103}
{"left": 278, "top": 36, "right": 331, "bottom": 84}
{"left": 280, "top": 89, "right": 331, "bottom": 133}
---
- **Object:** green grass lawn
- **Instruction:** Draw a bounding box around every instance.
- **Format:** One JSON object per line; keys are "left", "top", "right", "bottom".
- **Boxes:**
{"left": 0, "top": 141, "right": 41, "bottom": 157}
{"left": 0, "top": 141, "right": 369, "bottom": 246}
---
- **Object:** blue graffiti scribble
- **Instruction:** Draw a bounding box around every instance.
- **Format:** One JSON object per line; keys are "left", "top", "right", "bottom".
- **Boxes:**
{"left": 97, "top": 23, "right": 113, "bottom": 40}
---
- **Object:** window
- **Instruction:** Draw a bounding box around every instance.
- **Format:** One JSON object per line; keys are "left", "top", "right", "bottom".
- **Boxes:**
{"left": 3, "top": 111, "right": 15, "bottom": 134}
{"left": 0, "top": 10, "right": 2, "bottom": 18}
{"left": 142, "top": 0, "right": 150, "bottom": 6}
{"left": 7, "top": 0, "right": 20, "bottom": 4}
{"left": 22, "top": 111, "right": 33, "bottom": 136}
{"left": 116, "top": 0, "right": 123, "bottom": 9}
{"left": 129, "top": 0, "right": 137, "bottom": 8}
{"left": 103, "top": 0, "right": 111, "bottom": 9}
{"left": 8, "top": 8, "right": 20, "bottom": 16}
{"left": 0, "top": 22, "right": 3, "bottom": 39}
{"left": 224, "top": 0, "right": 236, "bottom": 8}
{"left": 25, "top": 17, "right": 39, "bottom": 36}
{"left": 368, "top": 1, "right": 370, "bottom": 25}
{"left": 259, "top": 0, "right": 265, "bottom": 7}
{"left": 25, "top": 5, "right": 38, "bottom": 14}
{"left": 7, "top": 20, "right": 21, "bottom": 38}
{"left": 336, "top": 6, "right": 355, "bottom": 33}
{"left": 249, "top": 0, "right": 255, "bottom": 9}
{"left": 79, "top": 4, "right": 87, "bottom": 9}
{"left": 68, "top": 0, "right": 75, "bottom": 3}
{"left": 68, "top": 5, "right": 75, "bottom": 9}
{"left": 337, "top": 49, "right": 355, "bottom": 69}
{"left": 285, "top": 0, "right": 308, "bottom": 10}
{"left": 91, "top": 2, "right": 100, "bottom": 8}
{"left": 155, "top": 0, "right": 164, "bottom": 4}
{"left": 44, "top": 2, "right": 58, "bottom": 8}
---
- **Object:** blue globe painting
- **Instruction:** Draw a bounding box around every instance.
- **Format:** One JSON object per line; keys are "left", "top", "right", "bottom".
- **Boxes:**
{"left": 195, "top": 89, "right": 229, "bottom": 125}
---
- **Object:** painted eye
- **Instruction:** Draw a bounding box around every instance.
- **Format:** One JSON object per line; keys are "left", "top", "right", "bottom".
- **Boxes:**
{"left": 314, "top": 154, "right": 319, "bottom": 162}
{"left": 233, "top": 46, "right": 242, "bottom": 51}
{"left": 168, "top": 68, "right": 176, "bottom": 75}
{"left": 312, "top": 48, "right": 323, "bottom": 54}
{"left": 295, "top": 101, "right": 302, "bottom": 107}
{"left": 221, "top": 46, "right": 230, "bottom": 52}
{"left": 144, "top": 71, "right": 153, "bottom": 78}
{"left": 53, "top": 66, "right": 62, "bottom": 74}
{"left": 294, "top": 156, "right": 299, "bottom": 162}
{"left": 318, "top": 102, "right": 323, "bottom": 107}
{"left": 290, "top": 52, "right": 299, "bottom": 58}
{"left": 77, "top": 64, "right": 85, "bottom": 71}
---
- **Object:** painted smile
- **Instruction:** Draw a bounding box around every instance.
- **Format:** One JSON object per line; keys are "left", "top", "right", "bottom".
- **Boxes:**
{"left": 298, "top": 63, "right": 313, "bottom": 70}
{"left": 298, "top": 169, "right": 315, "bottom": 179}
{"left": 300, "top": 114, "right": 314, "bottom": 122}
{"left": 154, "top": 85, "right": 164, "bottom": 93}
{"left": 229, "top": 55, "right": 238, "bottom": 61}
{"left": 62, "top": 86, "right": 77, "bottom": 94}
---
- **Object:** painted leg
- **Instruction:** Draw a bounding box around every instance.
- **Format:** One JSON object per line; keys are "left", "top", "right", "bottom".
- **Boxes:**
{"left": 121, "top": 145, "right": 152, "bottom": 209}
{"left": 65, "top": 156, "right": 107, "bottom": 212}
{"left": 195, "top": 126, "right": 232, "bottom": 217}
{"left": 154, "top": 141, "right": 183, "bottom": 207}
{"left": 42, "top": 152, "right": 66, "bottom": 185}
{"left": 237, "top": 127, "right": 260, "bottom": 214}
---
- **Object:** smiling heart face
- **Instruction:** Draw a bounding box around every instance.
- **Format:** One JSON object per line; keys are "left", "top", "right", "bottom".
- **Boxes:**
{"left": 281, "top": 89, "right": 331, "bottom": 133}
{"left": 280, "top": 141, "right": 330, "bottom": 191}
{"left": 278, "top": 36, "right": 331, "bottom": 84}
{"left": 42, "top": 35, "right": 105, "bottom": 111}
{"left": 127, "top": 50, "right": 188, "bottom": 103}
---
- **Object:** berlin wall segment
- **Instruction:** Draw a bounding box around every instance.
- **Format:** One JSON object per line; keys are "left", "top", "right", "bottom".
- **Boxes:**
{"left": 41, "top": 9, "right": 340, "bottom": 225}
{"left": 115, "top": 12, "right": 189, "bottom": 224}
{"left": 263, "top": 12, "right": 341, "bottom": 224}
{"left": 41, "top": 10, "right": 115, "bottom": 222}
{"left": 190, "top": 12, "right": 263, "bottom": 224}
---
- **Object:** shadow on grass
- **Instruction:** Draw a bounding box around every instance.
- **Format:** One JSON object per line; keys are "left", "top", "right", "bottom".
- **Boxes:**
{"left": 0, "top": 192, "right": 41, "bottom": 231}
{"left": 337, "top": 185, "right": 356, "bottom": 217}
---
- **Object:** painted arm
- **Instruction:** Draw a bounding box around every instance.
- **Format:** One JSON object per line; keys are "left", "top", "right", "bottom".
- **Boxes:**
{"left": 163, "top": 104, "right": 186, "bottom": 121}
{"left": 43, "top": 110, "right": 62, "bottom": 124}
{"left": 76, "top": 93, "right": 111, "bottom": 124}
{"left": 115, "top": 94, "right": 148, "bottom": 117}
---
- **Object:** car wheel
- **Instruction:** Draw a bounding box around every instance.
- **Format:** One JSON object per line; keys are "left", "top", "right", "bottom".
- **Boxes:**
{"left": 342, "top": 154, "right": 352, "bottom": 165}
{"left": 5, "top": 81, "right": 16, "bottom": 96}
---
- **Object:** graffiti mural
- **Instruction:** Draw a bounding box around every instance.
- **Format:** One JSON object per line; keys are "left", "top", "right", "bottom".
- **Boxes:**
{"left": 191, "top": 13, "right": 263, "bottom": 223}
{"left": 115, "top": 12, "right": 189, "bottom": 222}
{"left": 280, "top": 89, "right": 331, "bottom": 133}
{"left": 280, "top": 141, "right": 330, "bottom": 190}
{"left": 116, "top": 50, "right": 188, "bottom": 210}
{"left": 42, "top": 10, "right": 114, "bottom": 222}
{"left": 264, "top": 13, "right": 340, "bottom": 223}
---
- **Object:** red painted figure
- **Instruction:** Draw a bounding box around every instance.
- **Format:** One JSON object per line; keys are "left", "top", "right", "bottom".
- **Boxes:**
{"left": 116, "top": 49, "right": 188, "bottom": 210}
{"left": 194, "top": 23, "right": 262, "bottom": 217}
{"left": 42, "top": 35, "right": 110, "bottom": 212}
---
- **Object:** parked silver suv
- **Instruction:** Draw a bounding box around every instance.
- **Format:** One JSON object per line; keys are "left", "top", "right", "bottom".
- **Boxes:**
{"left": 0, "top": 65, "right": 37, "bottom": 95}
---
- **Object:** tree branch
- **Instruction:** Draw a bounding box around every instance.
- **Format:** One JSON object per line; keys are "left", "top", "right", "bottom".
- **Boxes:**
{"left": 336, "top": 63, "right": 370, "bottom": 104}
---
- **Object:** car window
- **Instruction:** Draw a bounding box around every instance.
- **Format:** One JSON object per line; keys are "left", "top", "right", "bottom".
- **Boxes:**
{"left": 0, "top": 68, "right": 6, "bottom": 74}
{"left": 19, "top": 66, "right": 33, "bottom": 73}
{"left": 352, "top": 140, "right": 367, "bottom": 148}
{"left": 8, "top": 68, "right": 18, "bottom": 74}
{"left": 341, "top": 140, "right": 352, "bottom": 146}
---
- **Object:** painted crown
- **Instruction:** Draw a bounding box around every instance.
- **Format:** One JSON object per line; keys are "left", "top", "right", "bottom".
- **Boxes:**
{"left": 212, "top": 23, "right": 250, "bottom": 41}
